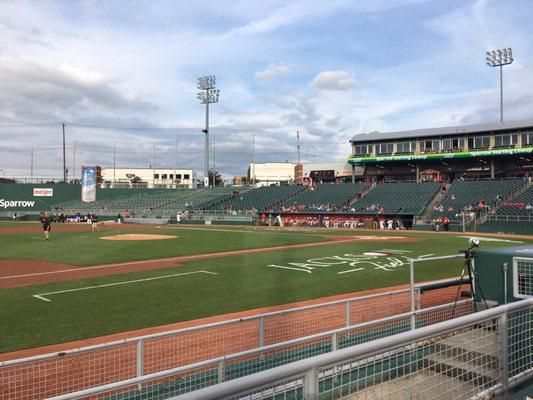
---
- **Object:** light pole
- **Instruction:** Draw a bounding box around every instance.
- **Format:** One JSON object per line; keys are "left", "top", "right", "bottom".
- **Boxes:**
{"left": 62, "top": 123, "right": 67, "bottom": 182}
{"left": 197, "top": 75, "right": 220, "bottom": 188}
{"left": 486, "top": 47, "right": 513, "bottom": 122}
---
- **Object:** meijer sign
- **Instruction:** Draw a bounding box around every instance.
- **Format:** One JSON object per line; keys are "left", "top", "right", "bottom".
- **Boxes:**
{"left": 33, "top": 188, "right": 53, "bottom": 197}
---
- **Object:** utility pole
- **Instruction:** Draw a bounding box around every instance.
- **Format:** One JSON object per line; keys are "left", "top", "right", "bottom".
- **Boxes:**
{"left": 62, "top": 123, "right": 66, "bottom": 182}
{"left": 30, "top": 147, "right": 34, "bottom": 179}
{"left": 296, "top": 130, "right": 301, "bottom": 164}
{"left": 174, "top": 133, "right": 178, "bottom": 189}
{"left": 212, "top": 140, "right": 217, "bottom": 187}
{"left": 113, "top": 142, "right": 116, "bottom": 185}
{"left": 197, "top": 75, "right": 220, "bottom": 188}
{"left": 252, "top": 133, "right": 256, "bottom": 186}
{"left": 73, "top": 141, "right": 76, "bottom": 181}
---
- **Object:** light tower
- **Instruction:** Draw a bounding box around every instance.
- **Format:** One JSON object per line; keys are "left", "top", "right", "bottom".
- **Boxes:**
{"left": 197, "top": 75, "right": 220, "bottom": 187}
{"left": 486, "top": 47, "right": 513, "bottom": 122}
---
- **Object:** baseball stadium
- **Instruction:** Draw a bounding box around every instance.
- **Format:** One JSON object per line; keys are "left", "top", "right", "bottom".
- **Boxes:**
{"left": 0, "top": 116, "right": 532, "bottom": 400}
{"left": 1, "top": 2, "right": 533, "bottom": 400}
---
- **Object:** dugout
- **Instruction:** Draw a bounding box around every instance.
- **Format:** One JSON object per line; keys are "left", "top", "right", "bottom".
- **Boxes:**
{"left": 473, "top": 245, "right": 533, "bottom": 306}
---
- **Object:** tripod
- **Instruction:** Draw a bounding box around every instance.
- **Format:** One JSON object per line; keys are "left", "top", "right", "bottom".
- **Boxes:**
{"left": 452, "top": 247, "right": 488, "bottom": 318}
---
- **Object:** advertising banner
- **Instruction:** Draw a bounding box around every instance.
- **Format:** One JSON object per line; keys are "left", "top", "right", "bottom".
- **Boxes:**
{"left": 33, "top": 188, "right": 53, "bottom": 197}
{"left": 81, "top": 166, "right": 97, "bottom": 202}
{"left": 348, "top": 146, "right": 533, "bottom": 164}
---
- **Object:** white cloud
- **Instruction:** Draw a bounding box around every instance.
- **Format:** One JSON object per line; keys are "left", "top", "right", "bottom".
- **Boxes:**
{"left": 254, "top": 63, "right": 290, "bottom": 82}
{"left": 0, "top": 57, "right": 156, "bottom": 123}
{"left": 311, "top": 70, "right": 358, "bottom": 91}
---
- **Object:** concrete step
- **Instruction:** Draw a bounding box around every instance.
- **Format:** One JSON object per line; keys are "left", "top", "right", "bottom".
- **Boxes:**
{"left": 342, "top": 370, "right": 481, "bottom": 400}
{"left": 424, "top": 354, "right": 499, "bottom": 388}
{"left": 435, "top": 329, "right": 500, "bottom": 369}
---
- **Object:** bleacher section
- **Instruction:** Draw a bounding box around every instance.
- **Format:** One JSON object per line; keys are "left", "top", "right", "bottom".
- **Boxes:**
{"left": 278, "top": 183, "right": 366, "bottom": 211}
{"left": 219, "top": 185, "right": 305, "bottom": 211}
{"left": 431, "top": 178, "right": 527, "bottom": 221}
{"left": 495, "top": 184, "right": 533, "bottom": 215}
{"left": 53, "top": 188, "right": 247, "bottom": 214}
{"left": 352, "top": 182, "right": 441, "bottom": 215}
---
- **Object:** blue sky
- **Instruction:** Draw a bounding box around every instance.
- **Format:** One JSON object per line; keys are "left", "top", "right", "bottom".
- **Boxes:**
{"left": 0, "top": 0, "right": 532, "bottom": 178}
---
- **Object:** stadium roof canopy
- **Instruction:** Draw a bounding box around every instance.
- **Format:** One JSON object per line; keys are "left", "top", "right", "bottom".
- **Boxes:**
{"left": 350, "top": 118, "right": 533, "bottom": 143}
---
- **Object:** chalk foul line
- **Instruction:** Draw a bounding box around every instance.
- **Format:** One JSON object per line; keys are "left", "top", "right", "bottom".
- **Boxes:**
{"left": 32, "top": 270, "right": 217, "bottom": 302}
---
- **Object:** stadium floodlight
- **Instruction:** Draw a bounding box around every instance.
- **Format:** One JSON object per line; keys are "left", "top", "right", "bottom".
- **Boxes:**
{"left": 485, "top": 47, "right": 514, "bottom": 122}
{"left": 197, "top": 75, "right": 220, "bottom": 187}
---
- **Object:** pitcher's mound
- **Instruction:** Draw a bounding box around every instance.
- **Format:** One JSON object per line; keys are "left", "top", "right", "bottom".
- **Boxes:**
{"left": 101, "top": 234, "right": 177, "bottom": 241}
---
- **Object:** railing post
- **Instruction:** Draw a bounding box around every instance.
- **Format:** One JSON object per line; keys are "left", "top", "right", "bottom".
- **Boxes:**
{"left": 218, "top": 358, "right": 226, "bottom": 383}
{"left": 136, "top": 339, "right": 144, "bottom": 391}
{"left": 498, "top": 312, "right": 509, "bottom": 397}
{"left": 303, "top": 367, "right": 319, "bottom": 399}
{"left": 410, "top": 260, "right": 416, "bottom": 330}
{"left": 331, "top": 332, "right": 338, "bottom": 352}
{"left": 345, "top": 301, "right": 351, "bottom": 327}
{"left": 259, "top": 316, "right": 265, "bottom": 347}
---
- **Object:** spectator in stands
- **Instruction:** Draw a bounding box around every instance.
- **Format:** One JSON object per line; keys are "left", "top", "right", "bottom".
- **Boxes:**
{"left": 450, "top": 194, "right": 456, "bottom": 201}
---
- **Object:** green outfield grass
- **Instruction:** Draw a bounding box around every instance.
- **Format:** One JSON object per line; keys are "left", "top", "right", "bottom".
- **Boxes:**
{"left": 0, "top": 226, "right": 531, "bottom": 353}
{"left": 0, "top": 226, "right": 329, "bottom": 266}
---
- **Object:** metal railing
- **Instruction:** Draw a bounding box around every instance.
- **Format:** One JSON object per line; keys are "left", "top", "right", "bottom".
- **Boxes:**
{"left": 1, "top": 288, "right": 419, "bottom": 400}
{"left": 177, "top": 298, "right": 533, "bottom": 400}
{"left": 41, "top": 299, "right": 473, "bottom": 400}
{"left": 487, "top": 214, "right": 533, "bottom": 222}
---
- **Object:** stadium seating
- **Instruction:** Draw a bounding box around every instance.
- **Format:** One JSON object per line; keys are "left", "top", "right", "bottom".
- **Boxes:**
{"left": 278, "top": 183, "right": 367, "bottom": 212}
{"left": 431, "top": 178, "right": 527, "bottom": 221}
{"left": 219, "top": 185, "right": 306, "bottom": 212}
{"left": 52, "top": 187, "right": 253, "bottom": 215}
{"left": 494, "top": 184, "right": 533, "bottom": 215}
{"left": 352, "top": 181, "right": 441, "bottom": 215}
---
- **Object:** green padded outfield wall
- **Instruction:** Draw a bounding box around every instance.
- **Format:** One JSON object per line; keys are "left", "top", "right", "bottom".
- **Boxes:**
{"left": 473, "top": 245, "right": 533, "bottom": 305}
{"left": 0, "top": 184, "right": 177, "bottom": 212}
{"left": 0, "top": 183, "right": 81, "bottom": 212}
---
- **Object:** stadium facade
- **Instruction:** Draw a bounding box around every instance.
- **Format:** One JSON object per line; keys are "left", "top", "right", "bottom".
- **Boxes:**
{"left": 248, "top": 162, "right": 362, "bottom": 186}
{"left": 348, "top": 118, "right": 533, "bottom": 182}
{"left": 100, "top": 167, "right": 197, "bottom": 189}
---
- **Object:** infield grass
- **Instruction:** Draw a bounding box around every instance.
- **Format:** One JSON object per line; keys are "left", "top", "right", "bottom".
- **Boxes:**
{"left": 0, "top": 227, "right": 530, "bottom": 353}
{"left": 0, "top": 226, "right": 329, "bottom": 266}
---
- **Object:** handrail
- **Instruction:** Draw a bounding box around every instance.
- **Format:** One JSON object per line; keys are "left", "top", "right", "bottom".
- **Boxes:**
{"left": 177, "top": 298, "right": 533, "bottom": 400}
{"left": 0, "top": 286, "right": 417, "bottom": 367}
{"left": 42, "top": 299, "right": 473, "bottom": 400}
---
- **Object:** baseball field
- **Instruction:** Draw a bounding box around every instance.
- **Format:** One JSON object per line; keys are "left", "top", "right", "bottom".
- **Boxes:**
{"left": 0, "top": 221, "right": 531, "bottom": 355}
